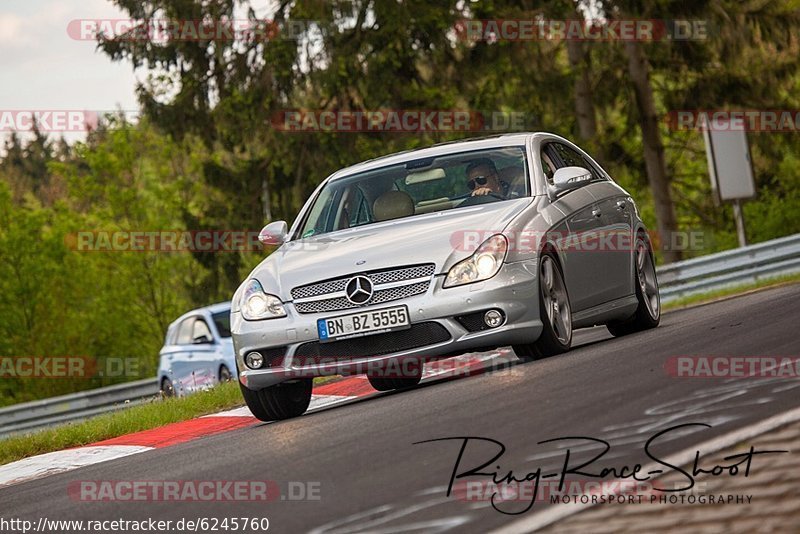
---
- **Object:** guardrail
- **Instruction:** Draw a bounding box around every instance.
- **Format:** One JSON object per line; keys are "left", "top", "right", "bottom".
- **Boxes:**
{"left": 0, "top": 378, "right": 159, "bottom": 440}
{"left": 657, "top": 233, "right": 800, "bottom": 303}
{"left": 2, "top": 233, "right": 799, "bottom": 440}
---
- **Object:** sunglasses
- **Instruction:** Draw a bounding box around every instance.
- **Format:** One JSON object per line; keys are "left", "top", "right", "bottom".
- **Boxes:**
{"left": 467, "top": 174, "right": 492, "bottom": 190}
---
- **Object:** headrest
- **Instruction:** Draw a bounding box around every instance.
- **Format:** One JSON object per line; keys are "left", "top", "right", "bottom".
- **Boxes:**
{"left": 373, "top": 190, "right": 415, "bottom": 222}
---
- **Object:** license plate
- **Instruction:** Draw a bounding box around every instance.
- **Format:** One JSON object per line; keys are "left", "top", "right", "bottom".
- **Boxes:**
{"left": 317, "top": 305, "right": 410, "bottom": 343}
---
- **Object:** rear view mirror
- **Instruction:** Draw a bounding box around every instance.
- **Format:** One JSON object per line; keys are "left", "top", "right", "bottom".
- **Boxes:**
{"left": 551, "top": 166, "right": 592, "bottom": 197}
{"left": 258, "top": 221, "right": 288, "bottom": 246}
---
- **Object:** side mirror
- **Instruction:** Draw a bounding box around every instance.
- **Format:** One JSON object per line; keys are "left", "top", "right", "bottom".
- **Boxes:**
{"left": 192, "top": 335, "right": 213, "bottom": 345}
{"left": 258, "top": 221, "right": 288, "bottom": 246}
{"left": 551, "top": 166, "right": 592, "bottom": 197}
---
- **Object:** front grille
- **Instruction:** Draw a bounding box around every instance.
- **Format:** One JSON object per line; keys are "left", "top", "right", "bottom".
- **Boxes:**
{"left": 294, "top": 297, "right": 354, "bottom": 315}
{"left": 292, "top": 322, "right": 451, "bottom": 365}
{"left": 291, "top": 279, "right": 348, "bottom": 300}
{"left": 291, "top": 264, "right": 435, "bottom": 314}
{"left": 369, "top": 264, "right": 436, "bottom": 284}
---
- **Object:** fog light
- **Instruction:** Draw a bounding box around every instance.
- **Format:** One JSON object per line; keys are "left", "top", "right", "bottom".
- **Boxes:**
{"left": 245, "top": 352, "right": 264, "bottom": 369}
{"left": 484, "top": 309, "right": 504, "bottom": 328}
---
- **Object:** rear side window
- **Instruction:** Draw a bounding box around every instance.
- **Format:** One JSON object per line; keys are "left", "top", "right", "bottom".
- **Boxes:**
{"left": 175, "top": 318, "right": 194, "bottom": 345}
{"left": 165, "top": 325, "right": 176, "bottom": 345}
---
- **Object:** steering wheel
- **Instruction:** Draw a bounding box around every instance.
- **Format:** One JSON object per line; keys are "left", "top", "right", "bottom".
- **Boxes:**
{"left": 458, "top": 192, "right": 506, "bottom": 206}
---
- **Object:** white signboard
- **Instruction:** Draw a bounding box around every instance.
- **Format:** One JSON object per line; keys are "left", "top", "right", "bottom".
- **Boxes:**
{"left": 703, "top": 121, "right": 756, "bottom": 202}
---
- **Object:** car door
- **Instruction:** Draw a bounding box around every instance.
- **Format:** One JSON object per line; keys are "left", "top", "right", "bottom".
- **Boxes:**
{"left": 187, "top": 316, "right": 217, "bottom": 391}
{"left": 557, "top": 143, "right": 635, "bottom": 305}
{"left": 585, "top": 178, "right": 635, "bottom": 303}
{"left": 542, "top": 142, "right": 607, "bottom": 312}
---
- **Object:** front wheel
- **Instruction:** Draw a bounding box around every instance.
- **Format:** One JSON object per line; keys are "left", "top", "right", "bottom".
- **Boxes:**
{"left": 240, "top": 379, "right": 313, "bottom": 421}
{"left": 513, "top": 252, "right": 572, "bottom": 361}
{"left": 607, "top": 234, "right": 660, "bottom": 337}
{"left": 160, "top": 377, "right": 175, "bottom": 397}
{"left": 219, "top": 365, "right": 232, "bottom": 383}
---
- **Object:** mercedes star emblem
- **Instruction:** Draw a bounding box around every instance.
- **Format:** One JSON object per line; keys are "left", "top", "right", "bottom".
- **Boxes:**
{"left": 345, "top": 275, "right": 374, "bottom": 305}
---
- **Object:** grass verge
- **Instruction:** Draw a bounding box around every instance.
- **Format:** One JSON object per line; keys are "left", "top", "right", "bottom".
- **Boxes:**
{"left": 662, "top": 272, "right": 800, "bottom": 311}
{"left": 0, "top": 381, "right": 243, "bottom": 467}
{"left": 0, "top": 375, "right": 339, "bottom": 467}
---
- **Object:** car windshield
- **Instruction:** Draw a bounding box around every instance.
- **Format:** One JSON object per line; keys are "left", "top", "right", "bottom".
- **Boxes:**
{"left": 212, "top": 311, "right": 231, "bottom": 338}
{"left": 297, "top": 147, "right": 529, "bottom": 238}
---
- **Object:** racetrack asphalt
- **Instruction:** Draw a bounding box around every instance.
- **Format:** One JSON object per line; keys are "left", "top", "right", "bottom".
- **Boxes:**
{"left": 1, "top": 284, "right": 798, "bottom": 533}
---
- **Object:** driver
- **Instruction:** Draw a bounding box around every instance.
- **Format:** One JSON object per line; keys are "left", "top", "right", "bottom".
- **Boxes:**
{"left": 466, "top": 158, "right": 509, "bottom": 198}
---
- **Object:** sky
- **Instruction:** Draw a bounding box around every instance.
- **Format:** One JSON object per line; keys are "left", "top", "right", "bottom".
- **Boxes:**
{"left": 0, "top": 0, "right": 274, "bottom": 144}
{"left": 0, "top": 1, "right": 140, "bottom": 124}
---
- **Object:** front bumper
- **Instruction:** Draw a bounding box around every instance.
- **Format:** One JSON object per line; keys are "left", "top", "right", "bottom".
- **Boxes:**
{"left": 232, "top": 260, "right": 542, "bottom": 390}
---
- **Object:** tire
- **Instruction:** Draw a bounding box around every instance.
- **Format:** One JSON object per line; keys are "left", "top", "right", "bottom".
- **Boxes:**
{"left": 607, "top": 233, "right": 661, "bottom": 337}
{"left": 367, "top": 361, "right": 422, "bottom": 391}
{"left": 239, "top": 379, "right": 313, "bottom": 421}
{"left": 160, "top": 378, "right": 174, "bottom": 397}
{"left": 513, "top": 251, "right": 572, "bottom": 361}
{"left": 219, "top": 365, "right": 232, "bottom": 383}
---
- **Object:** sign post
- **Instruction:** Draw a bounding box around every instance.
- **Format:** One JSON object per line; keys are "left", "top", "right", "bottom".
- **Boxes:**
{"left": 702, "top": 117, "right": 756, "bottom": 247}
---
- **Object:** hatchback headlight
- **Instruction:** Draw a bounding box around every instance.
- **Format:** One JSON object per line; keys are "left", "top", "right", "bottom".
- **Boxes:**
{"left": 444, "top": 234, "right": 508, "bottom": 288}
{"left": 238, "top": 279, "right": 286, "bottom": 320}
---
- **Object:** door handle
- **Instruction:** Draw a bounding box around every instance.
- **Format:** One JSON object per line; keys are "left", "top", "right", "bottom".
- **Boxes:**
{"left": 616, "top": 200, "right": 627, "bottom": 210}
{"left": 591, "top": 209, "right": 602, "bottom": 218}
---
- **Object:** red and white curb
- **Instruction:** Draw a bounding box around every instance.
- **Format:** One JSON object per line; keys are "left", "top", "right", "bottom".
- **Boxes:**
{"left": 0, "top": 446, "right": 152, "bottom": 488}
{"left": 0, "top": 350, "right": 511, "bottom": 489}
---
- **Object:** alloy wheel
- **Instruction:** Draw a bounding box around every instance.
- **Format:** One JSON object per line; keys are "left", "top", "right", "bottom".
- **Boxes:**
{"left": 541, "top": 255, "right": 572, "bottom": 344}
{"left": 636, "top": 239, "right": 660, "bottom": 320}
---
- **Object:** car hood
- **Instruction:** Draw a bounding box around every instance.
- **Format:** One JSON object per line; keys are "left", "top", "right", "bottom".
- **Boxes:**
{"left": 247, "top": 198, "right": 533, "bottom": 298}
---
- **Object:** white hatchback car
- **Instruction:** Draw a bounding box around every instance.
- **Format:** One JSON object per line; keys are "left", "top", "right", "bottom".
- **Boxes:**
{"left": 158, "top": 302, "right": 236, "bottom": 396}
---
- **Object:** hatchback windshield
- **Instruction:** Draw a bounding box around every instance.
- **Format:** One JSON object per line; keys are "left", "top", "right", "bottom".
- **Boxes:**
{"left": 298, "top": 147, "right": 529, "bottom": 238}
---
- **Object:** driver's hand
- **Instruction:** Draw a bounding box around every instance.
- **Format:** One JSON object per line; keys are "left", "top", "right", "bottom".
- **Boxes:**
{"left": 471, "top": 187, "right": 493, "bottom": 196}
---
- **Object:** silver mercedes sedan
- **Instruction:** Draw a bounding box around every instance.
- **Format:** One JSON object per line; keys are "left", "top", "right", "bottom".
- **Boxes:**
{"left": 231, "top": 133, "right": 660, "bottom": 421}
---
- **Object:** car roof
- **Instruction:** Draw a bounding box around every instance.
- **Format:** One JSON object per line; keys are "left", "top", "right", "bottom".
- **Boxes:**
{"left": 326, "top": 132, "right": 545, "bottom": 182}
{"left": 168, "top": 301, "right": 231, "bottom": 327}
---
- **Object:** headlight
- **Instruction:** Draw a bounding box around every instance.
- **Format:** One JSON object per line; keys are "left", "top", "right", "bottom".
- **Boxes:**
{"left": 444, "top": 234, "right": 508, "bottom": 288}
{"left": 239, "top": 279, "right": 286, "bottom": 320}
